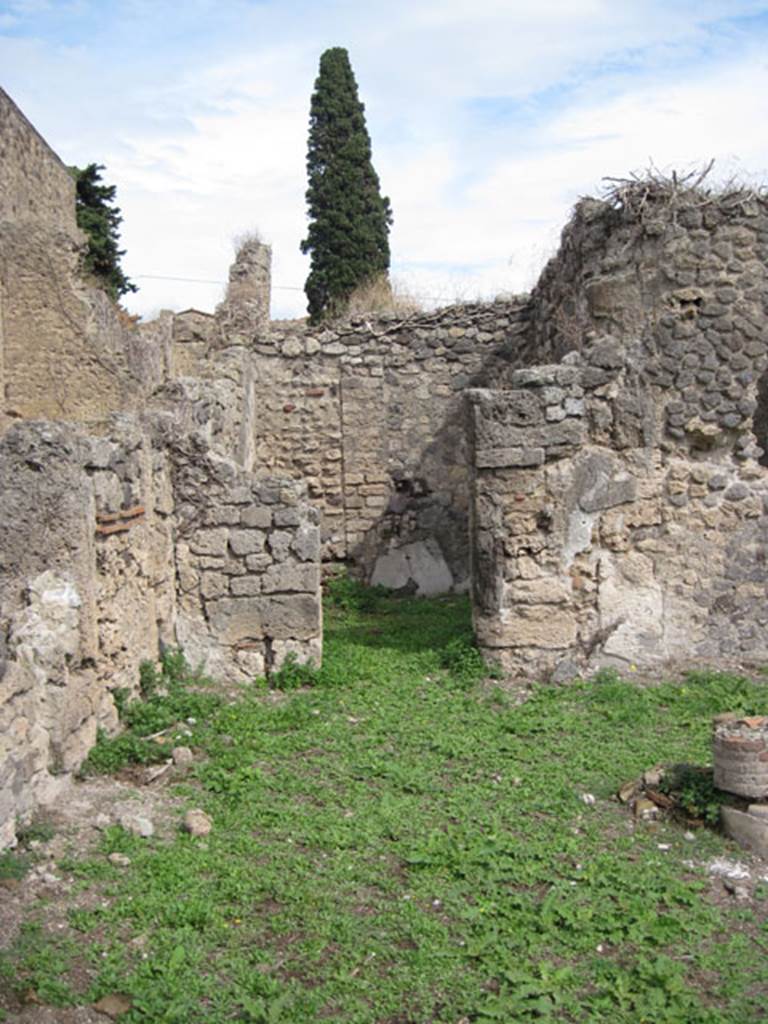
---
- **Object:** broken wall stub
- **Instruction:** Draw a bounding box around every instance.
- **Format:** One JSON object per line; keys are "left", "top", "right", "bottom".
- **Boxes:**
{"left": 163, "top": 420, "right": 322, "bottom": 683}
{"left": 216, "top": 238, "right": 272, "bottom": 343}
{"left": 249, "top": 300, "right": 531, "bottom": 592}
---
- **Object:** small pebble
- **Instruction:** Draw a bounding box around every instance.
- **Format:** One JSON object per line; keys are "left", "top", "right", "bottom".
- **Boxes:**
{"left": 182, "top": 808, "right": 213, "bottom": 837}
{"left": 172, "top": 745, "right": 194, "bottom": 767}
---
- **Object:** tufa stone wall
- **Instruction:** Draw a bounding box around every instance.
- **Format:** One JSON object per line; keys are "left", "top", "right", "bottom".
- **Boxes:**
{"left": 0, "top": 402, "right": 323, "bottom": 848}
{"left": 158, "top": 404, "right": 322, "bottom": 683}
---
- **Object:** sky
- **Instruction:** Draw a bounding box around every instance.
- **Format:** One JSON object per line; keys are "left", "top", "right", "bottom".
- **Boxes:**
{"left": 2, "top": 0, "right": 768, "bottom": 320}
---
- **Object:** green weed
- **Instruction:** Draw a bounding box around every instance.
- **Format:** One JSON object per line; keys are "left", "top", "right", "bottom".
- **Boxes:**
{"left": 267, "top": 652, "right": 321, "bottom": 690}
{"left": 660, "top": 762, "right": 730, "bottom": 826}
{"left": 2, "top": 594, "right": 767, "bottom": 1022}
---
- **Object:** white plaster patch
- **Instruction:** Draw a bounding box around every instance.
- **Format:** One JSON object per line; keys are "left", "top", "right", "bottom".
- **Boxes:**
{"left": 371, "top": 538, "right": 454, "bottom": 596}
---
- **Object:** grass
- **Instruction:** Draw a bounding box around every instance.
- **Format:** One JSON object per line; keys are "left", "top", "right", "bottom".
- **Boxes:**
{"left": 2, "top": 590, "right": 768, "bottom": 1022}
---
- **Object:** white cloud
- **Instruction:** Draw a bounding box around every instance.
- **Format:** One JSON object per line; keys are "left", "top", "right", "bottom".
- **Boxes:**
{"left": 3, "top": 1, "right": 768, "bottom": 318}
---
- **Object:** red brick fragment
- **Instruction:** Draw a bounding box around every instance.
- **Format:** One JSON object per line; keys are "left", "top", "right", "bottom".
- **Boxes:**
{"left": 95, "top": 521, "right": 131, "bottom": 536}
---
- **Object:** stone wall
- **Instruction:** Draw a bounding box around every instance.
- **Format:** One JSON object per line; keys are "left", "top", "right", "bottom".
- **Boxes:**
{"left": 0, "top": 405, "right": 323, "bottom": 848}
{"left": 528, "top": 186, "right": 768, "bottom": 459}
{"left": 251, "top": 299, "right": 530, "bottom": 592}
{"left": 469, "top": 339, "right": 768, "bottom": 679}
{"left": 159, "top": 408, "right": 322, "bottom": 682}
{"left": 0, "top": 88, "right": 170, "bottom": 436}
{"left": 0, "top": 222, "right": 169, "bottom": 432}
{"left": 0, "top": 421, "right": 155, "bottom": 849}
{"left": 0, "top": 87, "right": 77, "bottom": 232}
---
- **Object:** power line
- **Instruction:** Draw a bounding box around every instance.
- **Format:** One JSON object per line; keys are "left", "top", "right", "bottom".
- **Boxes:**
{"left": 132, "top": 273, "right": 487, "bottom": 304}
{"left": 134, "top": 273, "right": 303, "bottom": 292}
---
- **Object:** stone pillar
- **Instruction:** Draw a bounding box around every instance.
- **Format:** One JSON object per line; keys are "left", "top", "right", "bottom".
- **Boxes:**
{"left": 217, "top": 238, "right": 272, "bottom": 342}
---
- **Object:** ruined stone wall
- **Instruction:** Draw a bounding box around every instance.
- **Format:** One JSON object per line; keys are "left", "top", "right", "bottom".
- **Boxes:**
{"left": 0, "top": 88, "right": 169, "bottom": 435}
{"left": 471, "top": 308, "right": 768, "bottom": 679}
{"left": 153, "top": 384, "right": 322, "bottom": 682}
{"left": 463, "top": 185, "right": 768, "bottom": 678}
{"left": 0, "top": 421, "right": 165, "bottom": 849}
{"left": 0, "top": 405, "right": 323, "bottom": 848}
{"left": 0, "top": 87, "right": 77, "bottom": 232}
{"left": 528, "top": 187, "right": 768, "bottom": 458}
{"left": 251, "top": 300, "right": 530, "bottom": 591}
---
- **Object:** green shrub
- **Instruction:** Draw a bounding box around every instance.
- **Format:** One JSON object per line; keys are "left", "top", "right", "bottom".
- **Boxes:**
{"left": 659, "top": 763, "right": 729, "bottom": 825}
{"left": 440, "top": 633, "right": 496, "bottom": 686}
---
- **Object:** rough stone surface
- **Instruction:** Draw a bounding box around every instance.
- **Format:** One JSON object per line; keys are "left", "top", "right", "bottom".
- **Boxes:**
{"left": 720, "top": 806, "right": 768, "bottom": 857}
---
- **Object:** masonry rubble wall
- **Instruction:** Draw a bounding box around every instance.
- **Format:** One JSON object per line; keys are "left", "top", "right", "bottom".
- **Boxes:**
{"left": 470, "top": 185, "right": 768, "bottom": 679}
{"left": 0, "top": 421, "right": 159, "bottom": 849}
{"left": 528, "top": 186, "right": 768, "bottom": 456}
{"left": 153, "top": 390, "right": 322, "bottom": 683}
{"left": 0, "top": 404, "right": 322, "bottom": 848}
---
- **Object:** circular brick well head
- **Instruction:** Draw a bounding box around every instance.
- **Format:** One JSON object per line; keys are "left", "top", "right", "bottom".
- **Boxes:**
{"left": 713, "top": 715, "right": 768, "bottom": 799}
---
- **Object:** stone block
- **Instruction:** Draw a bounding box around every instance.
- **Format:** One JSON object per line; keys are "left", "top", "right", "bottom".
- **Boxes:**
{"left": 207, "top": 594, "right": 320, "bottom": 642}
{"left": 241, "top": 507, "right": 272, "bottom": 529}
{"left": 189, "top": 528, "right": 228, "bottom": 557}
{"left": 721, "top": 806, "right": 768, "bottom": 857}
{"left": 229, "top": 530, "right": 266, "bottom": 556}
{"left": 230, "top": 577, "right": 262, "bottom": 597}
{"left": 200, "top": 573, "right": 229, "bottom": 600}
{"left": 478, "top": 606, "right": 577, "bottom": 650}
{"left": 572, "top": 452, "right": 637, "bottom": 513}
{"left": 507, "top": 577, "right": 570, "bottom": 604}
{"left": 261, "top": 564, "right": 320, "bottom": 593}
{"left": 476, "top": 447, "right": 545, "bottom": 469}
{"left": 269, "top": 530, "right": 293, "bottom": 561}
{"left": 292, "top": 525, "right": 320, "bottom": 563}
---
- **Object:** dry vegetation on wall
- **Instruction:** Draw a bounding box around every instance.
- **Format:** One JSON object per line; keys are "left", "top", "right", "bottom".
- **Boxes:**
{"left": 599, "top": 162, "right": 767, "bottom": 218}
{"left": 332, "top": 273, "right": 424, "bottom": 320}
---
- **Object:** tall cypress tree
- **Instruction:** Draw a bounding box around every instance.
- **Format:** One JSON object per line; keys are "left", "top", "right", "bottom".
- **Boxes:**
{"left": 301, "top": 47, "right": 392, "bottom": 322}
